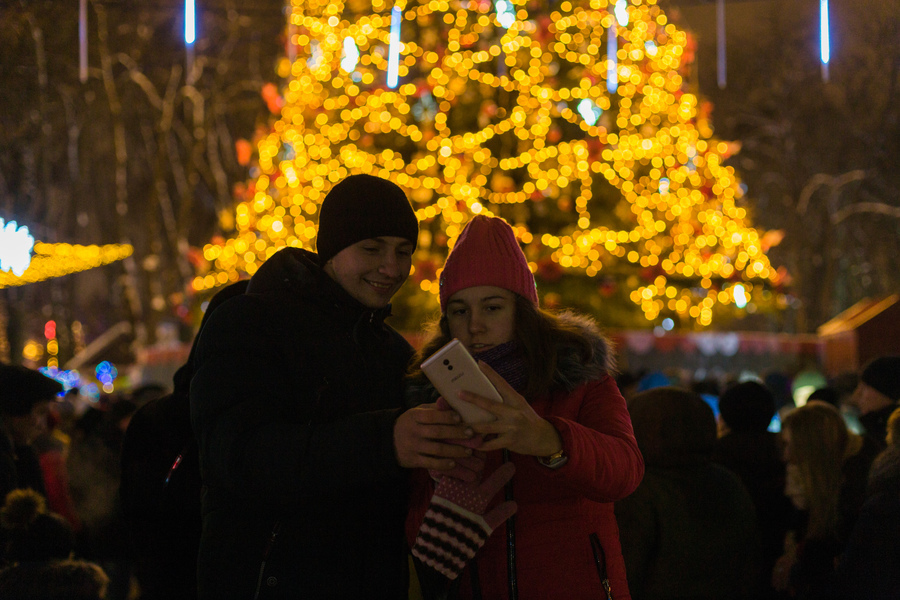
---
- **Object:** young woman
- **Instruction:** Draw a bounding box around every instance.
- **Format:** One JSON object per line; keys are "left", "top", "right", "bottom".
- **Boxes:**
{"left": 773, "top": 401, "right": 875, "bottom": 599}
{"left": 406, "top": 215, "right": 644, "bottom": 600}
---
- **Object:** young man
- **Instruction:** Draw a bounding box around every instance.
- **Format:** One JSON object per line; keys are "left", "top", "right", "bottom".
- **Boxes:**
{"left": 189, "top": 174, "right": 472, "bottom": 600}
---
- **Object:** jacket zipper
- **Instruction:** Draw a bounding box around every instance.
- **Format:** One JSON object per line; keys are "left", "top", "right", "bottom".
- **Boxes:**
{"left": 589, "top": 532, "right": 614, "bottom": 600}
{"left": 253, "top": 521, "right": 282, "bottom": 600}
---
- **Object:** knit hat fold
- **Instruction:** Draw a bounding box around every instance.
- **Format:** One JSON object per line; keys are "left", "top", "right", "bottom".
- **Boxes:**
{"left": 316, "top": 174, "right": 419, "bottom": 264}
{"left": 439, "top": 215, "right": 538, "bottom": 312}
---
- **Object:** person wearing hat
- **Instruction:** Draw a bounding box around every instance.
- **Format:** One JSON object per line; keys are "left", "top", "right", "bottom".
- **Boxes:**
{"left": 189, "top": 174, "right": 473, "bottom": 600}
{"left": 849, "top": 355, "right": 900, "bottom": 451}
{"left": 405, "top": 215, "right": 644, "bottom": 599}
{"left": 0, "top": 365, "right": 62, "bottom": 502}
{"left": 617, "top": 387, "right": 761, "bottom": 600}
{"left": 712, "top": 381, "right": 794, "bottom": 599}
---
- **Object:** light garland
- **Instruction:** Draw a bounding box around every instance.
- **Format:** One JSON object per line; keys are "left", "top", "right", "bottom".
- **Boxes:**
{"left": 0, "top": 242, "right": 134, "bottom": 288}
{"left": 196, "top": 0, "right": 781, "bottom": 327}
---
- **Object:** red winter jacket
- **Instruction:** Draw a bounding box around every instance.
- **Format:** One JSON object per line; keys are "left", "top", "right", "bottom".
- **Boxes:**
{"left": 407, "top": 320, "right": 644, "bottom": 600}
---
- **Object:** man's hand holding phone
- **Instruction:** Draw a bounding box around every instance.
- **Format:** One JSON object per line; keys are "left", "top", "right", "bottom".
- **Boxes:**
{"left": 393, "top": 402, "right": 479, "bottom": 478}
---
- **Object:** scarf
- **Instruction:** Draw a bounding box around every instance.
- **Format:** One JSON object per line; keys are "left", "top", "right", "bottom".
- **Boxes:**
{"left": 472, "top": 341, "right": 528, "bottom": 396}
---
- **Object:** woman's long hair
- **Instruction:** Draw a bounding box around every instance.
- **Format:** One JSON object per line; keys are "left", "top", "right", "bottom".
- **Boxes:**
{"left": 782, "top": 401, "right": 856, "bottom": 540}
{"left": 409, "top": 295, "right": 594, "bottom": 400}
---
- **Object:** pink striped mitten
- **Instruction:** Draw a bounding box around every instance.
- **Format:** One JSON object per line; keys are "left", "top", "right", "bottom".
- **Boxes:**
{"left": 411, "top": 462, "right": 517, "bottom": 580}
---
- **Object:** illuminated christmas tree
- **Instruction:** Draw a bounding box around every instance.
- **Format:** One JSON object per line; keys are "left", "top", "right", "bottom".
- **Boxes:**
{"left": 194, "top": 0, "right": 785, "bottom": 329}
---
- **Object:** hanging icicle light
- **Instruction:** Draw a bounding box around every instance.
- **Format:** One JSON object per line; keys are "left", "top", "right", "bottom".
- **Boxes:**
{"left": 79, "top": 0, "right": 88, "bottom": 83}
{"left": 577, "top": 98, "right": 602, "bottom": 126}
{"left": 495, "top": 0, "right": 516, "bottom": 29}
{"left": 732, "top": 283, "right": 748, "bottom": 309}
{"left": 607, "top": 0, "right": 628, "bottom": 94}
{"left": 387, "top": 5, "right": 402, "bottom": 89}
{"left": 607, "top": 26, "right": 618, "bottom": 93}
{"left": 307, "top": 39, "right": 322, "bottom": 69}
{"left": 185, "top": 0, "right": 196, "bottom": 45}
{"left": 287, "top": 3, "right": 297, "bottom": 63}
{"left": 614, "top": 0, "right": 629, "bottom": 27}
{"left": 659, "top": 178, "right": 670, "bottom": 196}
{"left": 716, "top": 0, "right": 726, "bottom": 88}
{"left": 820, "top": 0, "right": 830, "bottom": 82}
{"left": 341, "top": 36, "right": 360, "bottom": 73}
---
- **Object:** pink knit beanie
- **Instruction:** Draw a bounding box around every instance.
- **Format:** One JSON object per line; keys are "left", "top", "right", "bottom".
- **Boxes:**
{"left": 439, "top": 215, "right": 538, "bottom": 312}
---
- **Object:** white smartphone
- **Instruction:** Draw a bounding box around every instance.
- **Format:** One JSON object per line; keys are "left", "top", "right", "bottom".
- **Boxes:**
{"left": 420, "top": 339, "right": 503, "bottom": 424}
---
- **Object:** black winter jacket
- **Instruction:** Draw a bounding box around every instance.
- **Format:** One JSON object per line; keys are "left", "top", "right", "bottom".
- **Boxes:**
{"left": 190, "top": 248, "right": 413, "bottom": 600}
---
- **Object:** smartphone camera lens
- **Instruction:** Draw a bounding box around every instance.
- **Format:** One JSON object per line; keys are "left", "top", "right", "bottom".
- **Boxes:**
{"left": 443, "top": 359, "right": 450, "bottom": 365}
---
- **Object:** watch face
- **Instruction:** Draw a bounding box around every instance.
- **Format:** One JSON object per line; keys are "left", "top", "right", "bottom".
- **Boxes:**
{"left": 538, "top": 453, "right": 569, "bottom": 469}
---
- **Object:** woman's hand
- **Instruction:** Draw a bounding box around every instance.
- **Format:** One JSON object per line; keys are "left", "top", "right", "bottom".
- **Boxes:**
{"left": 458, "top": 361, "right": 563, "bottom": 457}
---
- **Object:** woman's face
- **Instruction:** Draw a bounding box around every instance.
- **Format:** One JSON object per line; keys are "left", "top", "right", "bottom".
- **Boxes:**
{"left": 445, "top": 286, "right": 516, "bottom": 354}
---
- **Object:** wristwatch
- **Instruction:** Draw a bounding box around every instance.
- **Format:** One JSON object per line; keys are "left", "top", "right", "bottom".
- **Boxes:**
{"left": 537, "top": 448, "right": 569, "bottom": 469}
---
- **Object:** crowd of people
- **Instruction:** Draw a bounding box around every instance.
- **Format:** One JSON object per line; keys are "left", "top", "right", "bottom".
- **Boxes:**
{"left": 0, "top": 173, "right": 897, "bottom": 600}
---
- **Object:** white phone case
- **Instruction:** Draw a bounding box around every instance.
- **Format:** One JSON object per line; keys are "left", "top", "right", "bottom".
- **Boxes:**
{"left": 421, "top": 339, "right": 502, "bottom": 424}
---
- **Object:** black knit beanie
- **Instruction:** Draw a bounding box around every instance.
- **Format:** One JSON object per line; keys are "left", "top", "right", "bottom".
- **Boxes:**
{"left": 860, "top": 356, "right": 900, "bottom": 401}
{"left": 316, "top": 174, "right": 419, "bottom": 264}
{"left": 0, "top": 364, "right": 63, "bottom": 416}
{"left": 718, "top": 380, "right": 776, "bottom": 433}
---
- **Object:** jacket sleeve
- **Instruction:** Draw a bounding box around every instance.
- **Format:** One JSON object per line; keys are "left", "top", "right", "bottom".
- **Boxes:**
{"left": 189, "top": 296, "right": 404, "bottom": 505}
{"left": 541, "top": 375, "right": 644, "bottom": 502}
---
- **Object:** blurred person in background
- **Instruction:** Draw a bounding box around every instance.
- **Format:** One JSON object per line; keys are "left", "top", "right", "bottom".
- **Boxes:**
{"left": 0, "top": 488, "right": 74, "bottom": 567}
{"left": 833, "top": 406, "right": 900, "bottom": 599}
{"left": 0, "top": 365, "right": 62, "bottom": 501}
{"left": 616, "top": 386, "right": 760, "bottom": 600}
{"left": 713, "top": 380, "right": 793, "bottom": 600}
{"left": 0, "top": 559, "right": 109, "bottom": 600}
{"left": 848, "top": 355, "right": 900, "bottom": 452}
{"left": 32, "top": 405, "right": 81, "bottom": 533}
{"left": 0, "top": 487, "right": 108, "bottom": 600}
{"left": 773, "top": 401, "right": 876, "bottom": 599}
{"left": 67, "top": 395, "right": 137, "bottom": 600}
{"left": 121, "top": 279, "right": 248, "bottom": 600}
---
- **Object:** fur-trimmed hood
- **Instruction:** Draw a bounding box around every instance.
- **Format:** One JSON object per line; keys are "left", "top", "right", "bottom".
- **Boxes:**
{"left": 552, "top": 311, "right": 616, "bottom": 393}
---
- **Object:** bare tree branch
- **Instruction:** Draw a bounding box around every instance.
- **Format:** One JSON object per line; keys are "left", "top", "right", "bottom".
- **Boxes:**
{"left": 117, "top": 53, "right": 163, "bottom": 110}
{"left": 832, "top": 202, "right": 900, "bottom": 224}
